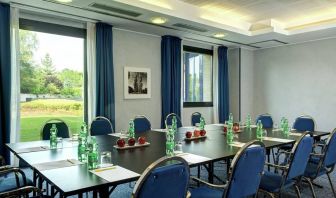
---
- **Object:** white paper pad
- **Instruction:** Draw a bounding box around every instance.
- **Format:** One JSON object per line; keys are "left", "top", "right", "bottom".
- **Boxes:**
{"left": 229, "top": 141, "right": 246, "bottom": 147}
{"left": 272, "top": 128, "right": 282, "bottom": 132}
{"left": 90, "top": 165, "right": 140, "bottom": 182}
{"left": 109, "top": 133, "right": 128, "bottom": 138}
{"left": 250, "top": 125, "right": 257, "bottom": 128}
{"left": 211, "top": 124, "right": 224, "bottom": 127}
{"left": 289, "top": 132, "right": 303, "bottom": 136}
{"left": 33, "top": 159, "right": 82, "bottom": 171}
{"left": 16, "top": 146, "right": 50, "bottom": 154}
{"left": 152, "top": 129, "right": 167, "bottom": 132}
{"left": 176, "top": 153, "right": 211, "bottom": 165}
{"left": 262, "top": 137, "right": 294, "bottom": 143}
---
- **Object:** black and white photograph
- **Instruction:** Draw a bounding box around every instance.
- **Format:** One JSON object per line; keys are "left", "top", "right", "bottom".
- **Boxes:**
{"left": 124, "top": 67, "right": 151, "bottom": 99}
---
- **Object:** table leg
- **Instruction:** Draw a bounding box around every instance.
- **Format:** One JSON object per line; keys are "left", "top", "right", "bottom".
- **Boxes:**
{"left": 208, "top": 162, "right": 214, "bottom": 183}
{"left": 99, "top": 186, "right": 109, "bottom": 197}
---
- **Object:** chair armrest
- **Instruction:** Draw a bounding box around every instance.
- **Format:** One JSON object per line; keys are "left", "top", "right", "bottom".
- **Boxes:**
{"left": 190, "top": 176, "right": 227, "bottom": 189}
{"left": 0, "top": 167, "right": 27, "bottom": 187}
{"left": 0, "top": 186, "right": 43, "bottom": 198}
{"left": 310, "top": 153, "right": 324, "bottom": 157}
{"left": 265, "top": 162, "right": 288, "bottom": 170}
{"left": 0, "top": 165, "right": 12, "bottom": 171}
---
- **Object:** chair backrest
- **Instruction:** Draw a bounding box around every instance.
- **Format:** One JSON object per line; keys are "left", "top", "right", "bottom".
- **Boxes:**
{"left": 165, "top": 113, "right": 182, "bottom": 128}
{"left": 321, "top": 129, "right": 336, "bottom": 168}
{"left": 224, "top": 141, "right": 266, "bottom": 198}
{"left": 134, "top": 115, "right": 151, "bottom": 133}
{"left": 132, "top": 156, "right": 190, "bottom": 198}
{"left": 191, "top": 112, "right": 202, "bottom": 126}
{"left": 40, "top": 119, "right": 70, "bottom": 140}
{"left": 90, "top": 116, "right": 114, "bottom": 136}
{"left": 293, "top": 115, "right": 315, "bottom": 132}
{"left": 255, "top": 113, "right": 273, "bottom": 128}
{"left": 285, "top": 133, "right": 314, "bottom": 181}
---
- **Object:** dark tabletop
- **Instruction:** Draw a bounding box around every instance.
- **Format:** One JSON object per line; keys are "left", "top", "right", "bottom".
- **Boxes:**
{"left": 6, "top": 125, "right": 330, "bottom": 196}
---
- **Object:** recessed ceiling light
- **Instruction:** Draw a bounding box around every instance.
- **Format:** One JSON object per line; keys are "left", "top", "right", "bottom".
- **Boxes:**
{"left": 56, "top": 0, "right": 73, "bottom": 3}
{"left": 213, "top": 33, "right": 226, "bottom": 38}
{"left": 151, "top": 17, "right": 167, "bottom": 24}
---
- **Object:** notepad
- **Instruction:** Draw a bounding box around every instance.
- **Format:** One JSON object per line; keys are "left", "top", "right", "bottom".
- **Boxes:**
{"left": 229, "top": 141, "right": 246, "bottom": 147}
{"left": 152, "top": 129, "right": 167, "bottom": 132}
{"left": 176, "top": 153, "right": 211, "bottom": 165}
{"left": 90, "top": 165, "right": 140, "bottom": 182}
{"left": 33, "top": 159, "right": 82, "bottom": 171}
{"left": 16, "top": 146, "right": 50, "bottom": 154}
{"left": 262, "top": 137, "right": 294, "bottom": 143}
{"left": 109, "top": 133, "right": 128, "bottom": 138}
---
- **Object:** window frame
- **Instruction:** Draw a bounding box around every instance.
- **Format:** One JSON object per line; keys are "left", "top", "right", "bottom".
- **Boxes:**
{"left": 183, "top": 45, "right": 214, "bottom": 108}
{"left": 19, "top": 18, "right": 88, "bottom": 122}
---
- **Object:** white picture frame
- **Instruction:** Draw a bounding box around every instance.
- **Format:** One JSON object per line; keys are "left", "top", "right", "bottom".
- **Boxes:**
{"left": 124, "top": 67, "right": 151, "bottom": 99}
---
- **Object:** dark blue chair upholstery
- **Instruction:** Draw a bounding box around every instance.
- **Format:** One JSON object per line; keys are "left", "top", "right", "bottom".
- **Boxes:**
{"left": 165, "top": 113, "right": 182, "bottom": 128}
{"left": 132, "top": 156, "right": 189, "bottom": 198}
{"left": 191, "top": 112, "right": 201, "bottom": 126}
{"left": 190, "top": 141, "right": 266, "bottom": 198}
{"left": 304, "top": 129, "right": 336, "bottom": 197}
{"left": 293, "top": 116, "right": 315, "bottom": 132}
{"left": 90, "top": 116, "right": 114, "bottom": 136}
{"left": 259, "top": 134, "right": 314, "bottom": 196}
{"left": 255, "top": 114, "right": 273, "bottom": 128}
{"left": 134, "top": 116, "right": 151, "bottom": 133}
{"left": 41, "top": 119, "right": 70, "bottom": 140}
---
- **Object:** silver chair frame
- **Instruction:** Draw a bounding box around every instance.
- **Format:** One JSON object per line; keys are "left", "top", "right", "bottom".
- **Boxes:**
{"left": 132, "top": 156, "right": 190, "bottom": 198}
{"left": 89, "top": 116, "right": 114, "bottom": 135}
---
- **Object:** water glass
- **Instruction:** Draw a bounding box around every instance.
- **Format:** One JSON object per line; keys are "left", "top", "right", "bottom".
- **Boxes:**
{"left": 71, "top": 133, "right": 79, "bottom": 141}
{"left": 174, "top": 142, "right": 183, "bottom": 154}
{"left": 56, "top": 137, "right": 63, "bottom": 149}
{"left": 120, "top": 130, "right": 128, "bottom": 138}
{"left": 99, "top": 151, "right": 112, "bottom": 168}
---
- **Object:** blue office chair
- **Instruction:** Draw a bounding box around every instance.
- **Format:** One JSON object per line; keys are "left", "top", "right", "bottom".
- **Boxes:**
{"left": 293, "top": 115, "right": 315, "bottom": 132}
{"left": 132, "top": 156, "right": 190, "bottom": 198}
{"left": 134, "top": 115, "right": 151, "bottom": 133}
{"left": 191, "top": 112, "right": 202, "bottom": 126}
{"left": 190, "top": 140, "right": 266, "bottom": 198}
{"left": 0, "top": 186, "right": 50, "bottom": 198}
{"left": 40, "top": 119, "right": 70, "bottom": 140}
{"left": 255, "top": 113, "right": 273, "bottom": 128}
{"left": 304, "top": 128, "right": 336, "bottom": 197}
{"left": 90, "top": 116, "right": 114, "bottom": 136}
{"left": 165, "top": 113, "right": 182, "bottom": 128}
{"left": 259, "top": 133, "right": 314, "bottom": 197}
{"left": 0, "top": 166, "right": 33, "bottom": 194}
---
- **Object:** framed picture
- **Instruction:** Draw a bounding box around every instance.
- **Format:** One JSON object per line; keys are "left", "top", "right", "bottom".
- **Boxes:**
{"left": 124, "top": 67, "right": 151, "bottom": 99}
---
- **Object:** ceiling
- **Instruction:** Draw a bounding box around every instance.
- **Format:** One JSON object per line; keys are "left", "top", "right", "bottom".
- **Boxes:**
{"left": 2, "top": 0, "right": 336, "bottom": 49}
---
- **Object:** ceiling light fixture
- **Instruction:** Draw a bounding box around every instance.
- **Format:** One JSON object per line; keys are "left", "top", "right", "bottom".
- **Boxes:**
{"left": 56, "top": 0, "right": 73, "bottom": 3}
{"left": 213, "top": 33, "right": 225, "bottom": 38}
{"left": 151, "top": 17, "right": 167, "bottom": 24}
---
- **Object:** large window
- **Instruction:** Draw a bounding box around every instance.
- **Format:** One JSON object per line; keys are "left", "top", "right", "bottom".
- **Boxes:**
{"left": 19, "top": 19, "right": 86, "bottom": 142}
{"left": 183, "top": 46, "right": 213, "bottom": 107}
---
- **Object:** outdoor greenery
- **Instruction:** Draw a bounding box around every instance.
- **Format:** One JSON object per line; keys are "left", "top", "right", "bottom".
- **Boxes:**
{"left": 20, "top": 30, "right": 83, "bottom": 97}
{"left": 19, "top": 30, "right": 84, "bottom": 142}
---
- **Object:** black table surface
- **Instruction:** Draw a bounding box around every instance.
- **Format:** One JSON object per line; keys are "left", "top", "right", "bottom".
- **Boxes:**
{"left": 6, "top": 125, "right": 330, "bottom": 196}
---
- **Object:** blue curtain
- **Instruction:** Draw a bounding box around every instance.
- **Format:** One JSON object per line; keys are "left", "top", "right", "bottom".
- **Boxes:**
{"left": 95, "top": 23, "right": 115, "bottom": 130}
{"left": 218, "top": 46, "right": 229, "bottom": 123}
{"left": 0, "top": 3, "right": 11, "bottom": 164}
{"left": 161, "top": 36, "right": 182, "bottom": 128}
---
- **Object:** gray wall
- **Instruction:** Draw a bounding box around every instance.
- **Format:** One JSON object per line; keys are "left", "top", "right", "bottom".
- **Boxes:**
{"left": 251, "top": 38, "right": 336, "bottom": 131}
{"left": 113, "top": 29, "right": 161, "bottom": 131}
{"left": 228, "top": 48, "right": 240, "bottom": 122}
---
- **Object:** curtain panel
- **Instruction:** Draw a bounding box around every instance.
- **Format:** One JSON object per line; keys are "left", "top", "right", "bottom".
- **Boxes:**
{"left": 0, "top": 3, "right": 11, "bottom": 164}
{"left": 95, "top": 23, "right": 115, "bottom": 131}
{"left": 161, "top": 35, "right": 182, "bottom": 128}
{"left": 218, "top": 46, "right": 229, "bottom": 123}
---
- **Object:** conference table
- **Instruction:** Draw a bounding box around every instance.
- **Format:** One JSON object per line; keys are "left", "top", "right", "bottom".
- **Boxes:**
{"left": 6, "top": 125, "right": 329, "bottom": 197}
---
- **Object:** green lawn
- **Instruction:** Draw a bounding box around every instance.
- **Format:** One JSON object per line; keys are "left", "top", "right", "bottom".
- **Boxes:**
{"left": 20, "top": 116, "right": 83, "bottom": 142}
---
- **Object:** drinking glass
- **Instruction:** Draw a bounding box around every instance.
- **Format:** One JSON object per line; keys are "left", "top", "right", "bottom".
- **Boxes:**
{"left": 56, "top": 137, "right": 63, "bottom": 149}
{"left": 174, "top": 141, "right": 183, "bottom": 154}
{"left": 120, "top": 130, "right": 128, "bottom": 138}
{"left": 262, "top": 129, "right": 268, "bottom": 137}
{"left": 99, "top": 151, "right": 112, "bottom": 168}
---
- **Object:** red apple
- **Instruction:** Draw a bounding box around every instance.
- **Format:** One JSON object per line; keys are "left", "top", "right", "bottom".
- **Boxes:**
{"left": 233, "top": 124, "right": 240, "bottom": 132}
{"left": 128, "top": 138, "right": 136, "bottom": 146}
{"left": 138, "top": 136, "right": 146, "bottom": 145}
{"left": 185, "top": 131, "right": 192, "bottom": 138}
{"left": 200, "top": 130, "right": 206, "bottom": 136}
{"left": 223, "top": 126, "right": 227, "bottom": 133}
{"left": 117, "top": 138, "right": 126, "bottom": 147}
{"left": 194, "top": 130, "right": 200, "bottom": 137}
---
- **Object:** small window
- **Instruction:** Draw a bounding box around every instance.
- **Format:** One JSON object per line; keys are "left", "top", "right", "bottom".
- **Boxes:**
{"left": 183, "top": 46, "right": 213, "bottom": 107}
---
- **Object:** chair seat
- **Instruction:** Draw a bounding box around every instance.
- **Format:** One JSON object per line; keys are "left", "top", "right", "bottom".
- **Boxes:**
{"left": 309, "top": 156, "right": 321, "bottom": 164}
{"left": 259, "top": 171, "right": 295, "bottom": 193}
{"left": 190, "top": 186, "right": 224, "bottom": 198}
{"left": 0, "top": 176, "right": 33, "bottom": 193}
{"left": 304, "top": 162, "right": 326, "bottom": 179}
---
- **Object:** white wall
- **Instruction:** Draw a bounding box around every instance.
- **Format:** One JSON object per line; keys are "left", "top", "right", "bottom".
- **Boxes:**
{"left": 113, "top": 29, "right": 161, "bottom": 131}
{"left": 251, "top": 38, "right": 336, "bottom": 132}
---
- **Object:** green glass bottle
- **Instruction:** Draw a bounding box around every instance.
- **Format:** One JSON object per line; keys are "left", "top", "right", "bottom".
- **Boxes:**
{"left": 78, "top": 122, "right": 88, "bottom": 162}
{"left": 246, "top": 114, "right": 252, "bottom": 129}
{"left": 200, "top": 117, "right": 205, "bottom": 130}
{"left": 128, "top": 119, "right": 135, "bottom": 138}
{"left": 172, "top": 116, "right": 177, "bottom": 131}
{"left": 166, "top": 126, "right": 175, "bottom": 156}
{"left": 87, "top": 137, "right": 99, "bottom": 170}
{"left": 50, "top": 124, "right": 58, "bottom": 149}
{"left": 256, "top": 120, "right": 263, "bottom": 139}
{"left": 229, "top": 113, "right": 233, "bottom": 124}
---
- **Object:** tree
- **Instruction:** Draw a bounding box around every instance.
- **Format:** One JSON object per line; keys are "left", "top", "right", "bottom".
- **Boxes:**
{"left": 41, "top": 53, "right": 56, "bottom": 75}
